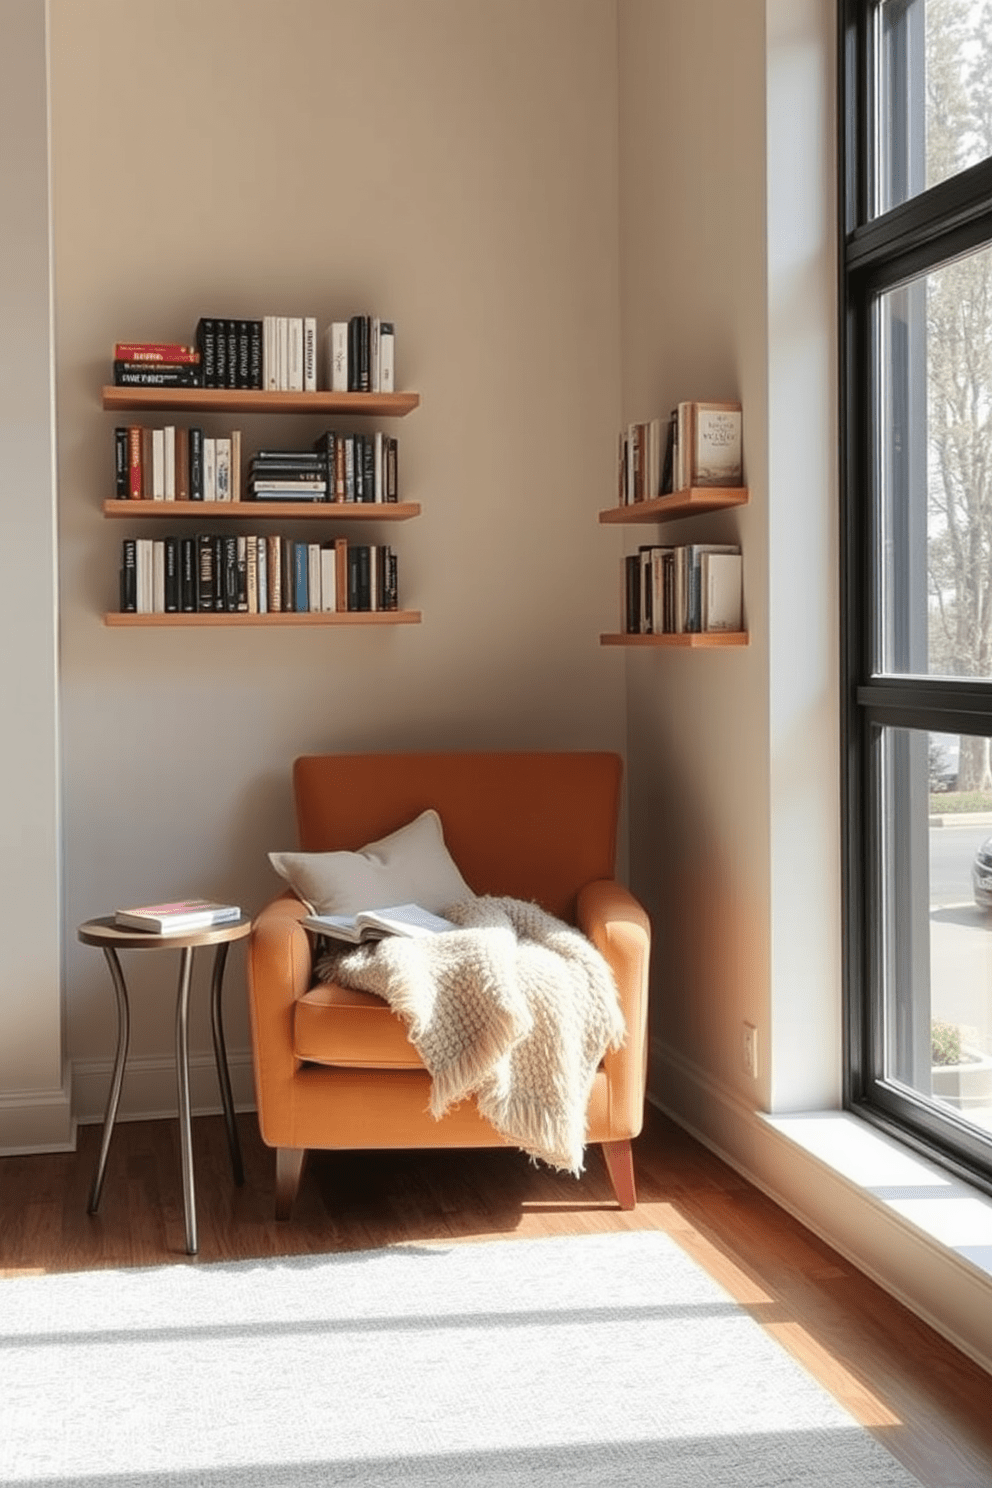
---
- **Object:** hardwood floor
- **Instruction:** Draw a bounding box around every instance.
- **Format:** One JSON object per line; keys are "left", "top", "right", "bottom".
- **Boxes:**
{"left": 2, "top": 1101, "right": 991, "bottom": 1484}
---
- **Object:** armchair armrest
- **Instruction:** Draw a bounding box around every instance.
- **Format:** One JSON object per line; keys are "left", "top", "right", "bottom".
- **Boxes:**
{"left": 246, "top": 891, "right": 314, "bottom": 1145}
{"left": 577, "top": 878, "right": 651, "bottom": 1139}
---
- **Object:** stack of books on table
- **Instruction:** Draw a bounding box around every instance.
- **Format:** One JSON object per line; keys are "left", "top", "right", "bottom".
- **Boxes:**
{"left": 114, "top": 900, "right": 242, "bottom": 934}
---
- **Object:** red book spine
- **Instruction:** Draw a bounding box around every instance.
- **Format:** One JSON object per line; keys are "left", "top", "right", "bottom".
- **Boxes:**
{"left": 114, "top": 343, "right": 200, "bottom": 363}
{"left": 127, "top": 426, "right": 142, "bottom": 499}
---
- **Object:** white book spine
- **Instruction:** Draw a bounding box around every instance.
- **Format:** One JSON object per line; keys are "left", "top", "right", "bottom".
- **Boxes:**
{"left": 263, "top": 316, "right": 278, "bottom": 391}
{"left": 374, "top": 430, "right": 384, "bottom": 501}
{"left": 303, "top": 316, "right": 317, "bottom": 392}
{"left": 370, "top": 316, "right": 380, "bottom": 392}
{"left": 152, "top": 539, "right": 165, "bottom": 613}
{"left": 151, "top": 427, "right": 165, "bottom": 500}
{"left": 215, "top": 437, "right": 232, "bottom": 502}
{"left": 257, "top": 536, "right": 268, "bottom": 613}
{"left": 289, "top": 317, "right": 304, "bottom": 392}
{"left": 163, "top": 426, "right": 175, "bottom": 500}
{"left": 307, "top": 542, "right": 321, "bottom": 613}
{"left": 331, "top": 322, "right": 348, "bottom": 392}
{"left": 379, "top": 322, "right": 394, "bottom": 393}
{"left": 136, "top": 538, "right": 153, "bottom": 613}
{"left": 203, "top": 437, "right": 216, "bottom": 501}
{"left": 320, "top": 544, "right": 336, "bottom": 612}
{"left": 277, "top": 317, "right": 289, "bottom": 391}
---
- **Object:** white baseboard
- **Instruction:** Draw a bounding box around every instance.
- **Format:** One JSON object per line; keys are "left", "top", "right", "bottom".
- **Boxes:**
{"left": 649, "top": 1036, "right": 992, "bottom": 1380}
{"left": 0, "top": 1074, "right": 75, "bottom": 1155}
{"left": 71, "top": 1048, "right": 257, "bottom": 1127}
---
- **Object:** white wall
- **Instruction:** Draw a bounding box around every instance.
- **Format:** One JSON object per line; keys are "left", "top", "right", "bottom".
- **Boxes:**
{"left": 44, "top": 0, "right": 626, "bottom": 1127}
{"left": 0, "top": 0, "right": 70, "bottom": 1152}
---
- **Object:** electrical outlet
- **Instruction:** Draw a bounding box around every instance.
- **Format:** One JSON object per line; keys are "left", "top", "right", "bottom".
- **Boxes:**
{"left": 742, "top": 1021, "right": 759, "bottom": 1078}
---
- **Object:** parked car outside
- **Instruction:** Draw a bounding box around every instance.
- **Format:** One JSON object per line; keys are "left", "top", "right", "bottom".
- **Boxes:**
{"left": 973, "top": 837, "right": 992, "bottom": 909}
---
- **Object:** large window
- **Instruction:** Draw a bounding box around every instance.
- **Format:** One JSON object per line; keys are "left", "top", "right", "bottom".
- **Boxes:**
{"left": 843, "top": 0, "right": 992, "bottom": 1186}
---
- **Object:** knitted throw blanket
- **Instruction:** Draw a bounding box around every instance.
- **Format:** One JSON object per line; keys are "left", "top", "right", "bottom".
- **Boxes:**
{"left": 315, "top": 895, "right": 625, "bottom": 1175}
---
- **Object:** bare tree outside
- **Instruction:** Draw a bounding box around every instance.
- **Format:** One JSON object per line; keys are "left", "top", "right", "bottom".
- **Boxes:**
{"left": 925, "top": 0, "right": 992, "bottom": 790}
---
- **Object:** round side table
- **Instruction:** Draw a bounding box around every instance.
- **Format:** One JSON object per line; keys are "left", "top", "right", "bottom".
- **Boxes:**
{"left": 78, "top": 914, "right": 252, "bottom": 1255}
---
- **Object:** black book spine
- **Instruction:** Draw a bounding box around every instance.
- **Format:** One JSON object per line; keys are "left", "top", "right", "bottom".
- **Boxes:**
{"left": 217, "top": 535, "right": 233, "bottom": 612}
{"left": 180, "top": 537, "right": 197, "bottom": 612}
{"left": 249, "top": 320, "right": 263, "bottom": 389}
{"left": 197, "top": 534, "right": 215, "bottom": 611}
{"left": 350, "top": 316, "right": 362, "bottom": 392}
{"left": 358, "top": 316, "right": 371, "bottom": 391}
{"left": 120, "top": 538, "right": 137, "bottom": 612}
{"left": 214, "top": 322, "right": 228, "bottom": 389}
{"left": 114, "top": 427, "right": 128, "bottom": 499}
{"left": 386, "top": 547, "right": 398, "bottom": 610}
{"left": 164, "top": 536, "right": 180, "bottom": 612}
{"left": 236, "top": 320, "right": 250, "bottom": 388}
{"left": 196, "top": 319, "right": 217, "bottom": 387}
{"left": 112, "top": 363, "right": 201, "bottom": 387}
{"left": 280, "top": 536, "right": 295, "bottom": 613}
{"left": 362, "top": 435, "right": 375, "bottom": 502}
{"left": 226, "top": 320, "right": 238, "bottom": 389}
{"left": 356, "top": 543, "right": 371, "bottom": 611}
{"left": 625, "top": 555, "right": 640, "bottom": 634}
{"left": 386, "top": 437, "right": 398, "bottom": 501}
{"left": 188, "top": 427, "right": 204, "bottom": 500}
{"left": 236, "top": 535, "right": 248, "bottom": 611}
{"left": 346, "top": 545, "right": 360, "bottom": 611}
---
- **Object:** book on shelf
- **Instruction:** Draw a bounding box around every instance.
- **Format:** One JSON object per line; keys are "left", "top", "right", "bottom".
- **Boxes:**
{"left": 115, "top": 534, "right": 398, "bottom": 616}
{"left": 623, "top": 543, "right": 742, "bottom": 635}
{"left": 700, "top": 551, "right": 743, "bottom": 632}
{"left": 618, "top": 419, "right": 666, "bottom": 505}
{"left": 325, "top": 322, "right": 349, "bottom": 392}
{"left": 113, "top": 315, "right": 399, "bottom": 395}
{"left": 113, "top": 361, "right": 201, "bottom": 388}
{"left": 302, "top": 902, "right": 458, "bottom": 944}
{"left": 669, "top": 401, "right": 743, "bottom": 491}
{"left": 114, "top": 342, "right": 199, "bottom": 364}
{"left": 115, "top": 899, "right": 242, "bottom": 934}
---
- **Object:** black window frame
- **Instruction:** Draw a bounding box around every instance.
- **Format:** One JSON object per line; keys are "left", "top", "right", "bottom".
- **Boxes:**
{"left": 841, "top": 0, "right": 992, "bottom": 1192}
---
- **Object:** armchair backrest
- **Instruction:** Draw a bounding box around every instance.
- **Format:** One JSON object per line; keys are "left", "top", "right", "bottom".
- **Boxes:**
{"left": 293, "top": 751, "right": 622, "bottom": 922}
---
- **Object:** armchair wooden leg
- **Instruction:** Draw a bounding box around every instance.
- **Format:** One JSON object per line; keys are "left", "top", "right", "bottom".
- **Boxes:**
{"left": 601, "top": 1139, "right": 637, "bottom": 1209}
{"left": 275, "top": 1147, "right": 307, "bottom": 1221}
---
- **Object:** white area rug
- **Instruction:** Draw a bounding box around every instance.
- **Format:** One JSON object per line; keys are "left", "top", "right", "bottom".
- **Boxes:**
{"left": 1, "top": 1229, "right": 922, "bottom": 1487}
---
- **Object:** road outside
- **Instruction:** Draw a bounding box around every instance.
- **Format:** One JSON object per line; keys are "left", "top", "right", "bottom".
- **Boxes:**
{"left": 929, "top": 813, "right": 992, "bottom": 1134}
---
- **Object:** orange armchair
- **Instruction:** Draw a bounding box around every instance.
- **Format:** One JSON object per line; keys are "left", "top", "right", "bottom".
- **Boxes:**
{"left": 246, "top": 751, "right": 651, "bottom": 1217}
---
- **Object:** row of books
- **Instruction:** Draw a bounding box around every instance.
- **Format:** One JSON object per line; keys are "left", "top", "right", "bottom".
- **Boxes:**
{"left": 624, "top": 543, "right": 743, "bottom": 635}
{"left": 248, "top": 435, "right": 398, "bottom": 503}
{"left": 113, "top": 427, "right": 400, "bottom": 504}
{"left": 119, "top": 535, "right": 399, "bottom": 616}
{"left": 110, "top": 314, "right": 395, "bottom": 393}
{"left": 619, "top": 400, "right": 743, "bottom": 504}
{"left": 114, "top": 425, "right": 240, "bottom": 502}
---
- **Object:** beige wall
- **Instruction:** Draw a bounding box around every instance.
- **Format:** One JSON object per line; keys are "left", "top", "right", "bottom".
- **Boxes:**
{"left": 617, "top": 0, "right": 774, "bottom": 1107}
{"left": 48, "top": 0, "right": 626, "bottom": 1120}
{"left": 617, "top": 0, "right": 840, "bottom": 1118}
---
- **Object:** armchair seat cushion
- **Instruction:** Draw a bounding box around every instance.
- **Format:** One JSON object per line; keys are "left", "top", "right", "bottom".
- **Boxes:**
{"left": 295, "top": 981, "right": 426, "bottom": 1070}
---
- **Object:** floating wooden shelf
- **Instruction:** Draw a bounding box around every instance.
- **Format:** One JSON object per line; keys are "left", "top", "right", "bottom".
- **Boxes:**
{"left": 103, "top": 499, "right": 420, "bottom": 521}
{"left": 599, "top": 487, "right": 748, "bottom": 525}
{"left": 104, "top": 610, "right": 422, "bottom": 628}
{"left": 600, "top": 631, "right": 748, "bottom": 648}
{"left": 101, "top": 387, "right": 420, "bottom": 417}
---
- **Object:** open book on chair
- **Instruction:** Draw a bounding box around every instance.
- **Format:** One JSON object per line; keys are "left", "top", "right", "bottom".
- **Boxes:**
{"left": 301, "top": 902, "right": 459, "bottom": 944}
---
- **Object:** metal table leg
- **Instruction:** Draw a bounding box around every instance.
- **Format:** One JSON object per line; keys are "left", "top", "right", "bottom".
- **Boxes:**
{"left": 88, "top": 946, "right": 130, "bottom": 1214}
{"left": 210, "top": 941, "right": 244, "bottom": 1186}
{"left": 175, "top": 945, "right": 197, "bottom": 1255}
